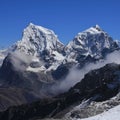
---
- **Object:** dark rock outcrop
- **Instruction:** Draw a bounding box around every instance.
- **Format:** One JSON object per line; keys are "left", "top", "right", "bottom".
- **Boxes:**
{"left": 0, "top": 63, "right": 120, "bottom": 120}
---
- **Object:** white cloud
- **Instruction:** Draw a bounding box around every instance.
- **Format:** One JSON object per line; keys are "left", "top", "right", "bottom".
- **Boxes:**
{"left": 51, "top": 50, "right": 120, "bottom": 94}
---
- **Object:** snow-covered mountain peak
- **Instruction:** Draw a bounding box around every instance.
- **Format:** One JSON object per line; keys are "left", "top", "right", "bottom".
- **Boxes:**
{"left": 94, "top": 24, "right": 101, "bottom": 29}
{"left": 8, "top": 23, "right": 65, "bottom": 72}
{"left": 0, "top": 24, "right": 119, "bottom": 72}
{"left": 25, "top": 22, "right": 55, "bottom": 35}
{"left": 29, "top": 22, "right": 34, "bottom": 26}
{"left": 80, "top": 24, "right": 103, "bottom": 35}
{"left": 66, "top": 25, "right": 119, "bottom": 61}
{"left": 14, "top": 23, "right": 64, "bottom": 56}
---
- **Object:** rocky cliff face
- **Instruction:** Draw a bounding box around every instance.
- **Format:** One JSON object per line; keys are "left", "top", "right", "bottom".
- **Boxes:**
{"left": 0, "top": 63, "right": 120, "bottom": 120}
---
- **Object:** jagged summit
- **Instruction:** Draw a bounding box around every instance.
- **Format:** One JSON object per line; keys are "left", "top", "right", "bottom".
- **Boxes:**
{"left": 6, "top": 23, "right": 65, "bottom": 72}
{"left": 14, "top": 23, "right": 64, "bottom": 56}
{"left": 79, "top": 24, "right": 104, "bottom": 35}
{"left": 66, "top": 24, "right": 119, "bottom": 61}
{"left": 29, "top": 22, "right": 34, "bottom": 26}
{"left": 0, "top": 23, "right": 119, "bottom": 69}
{"left": 25, "top": 22, "right": 56, "bottom": 35}
{"left": 94, "top": 24, "right": 101, "bottom": 29}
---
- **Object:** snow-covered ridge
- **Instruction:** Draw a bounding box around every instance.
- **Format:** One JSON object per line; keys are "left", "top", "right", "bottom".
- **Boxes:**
{"left": 79, "top": 105, "right": 120, "bottom": 120}
{"left": 66, "top": 24, "right": 119, "bottom": 60}
{"left": 84, "top": 25, "right": 103, "bottom": 34}
{"left": 0, "top": 23, "right": 65, "bottom": 72}
{"left": 15, "top": 23, "right": 64, "bottom": 55}
{"left": 0, "top": 23, "right": 119, "bottom": 72}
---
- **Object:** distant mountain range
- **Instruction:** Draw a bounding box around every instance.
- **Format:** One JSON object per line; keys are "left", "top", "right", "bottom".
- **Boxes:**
{"left": 0, "top": 23, "right": 120, "bottom": 120}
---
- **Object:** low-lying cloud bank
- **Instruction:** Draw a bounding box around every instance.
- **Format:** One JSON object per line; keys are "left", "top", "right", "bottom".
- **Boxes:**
{"left": 51, "top": 50, "right": 120, "bottom": 94}
{"left": 10, "top": 51, "right": 33, "bottom": 71}
{"left": 7, "top": 50, "right": 120, "bottom": 95}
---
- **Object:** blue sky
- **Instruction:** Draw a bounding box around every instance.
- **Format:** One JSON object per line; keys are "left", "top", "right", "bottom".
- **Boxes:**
{"left": 0, "top": 0, "right": 120, "bottom": 48}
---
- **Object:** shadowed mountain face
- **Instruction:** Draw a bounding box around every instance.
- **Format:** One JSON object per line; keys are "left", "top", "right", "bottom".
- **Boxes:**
{"left": 0, "top": 24, "right": 120, "bottom": 119}
{"left": 0, "top": 63, "right": 120, "bottom": 120}
{"left": 0, "top": 87, "right": 39, "bottom": 112}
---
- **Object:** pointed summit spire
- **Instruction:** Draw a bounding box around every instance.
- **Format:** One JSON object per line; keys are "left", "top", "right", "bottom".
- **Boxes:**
{"left": 95, "top": 24, "right": 100, "bottom": 29}
{"left": 93, "top": 24, "right": 102, "bottom": 31}
{"left": 29, "top": 22, "right": 34, "bottom": 26}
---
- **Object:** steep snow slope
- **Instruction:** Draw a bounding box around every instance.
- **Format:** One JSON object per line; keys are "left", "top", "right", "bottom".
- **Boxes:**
{"left": 65, "top": 92, "right": 120, "bottom": 119}
{"left": 79, "top": 104, "right": 120, "bottom": 120}
{"left": 12, "top": 23, "right": 65, "bottom": 72}
{"left": 15, "top": 23, "right": 64, "bottom": 57}
{"left": 66, "top": 25, "right": 118, "bottom": 62}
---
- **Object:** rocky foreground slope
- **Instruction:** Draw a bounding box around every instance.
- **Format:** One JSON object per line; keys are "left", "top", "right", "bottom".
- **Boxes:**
{"left": 0, "top": 63, "right": 120, "bottom": 120}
